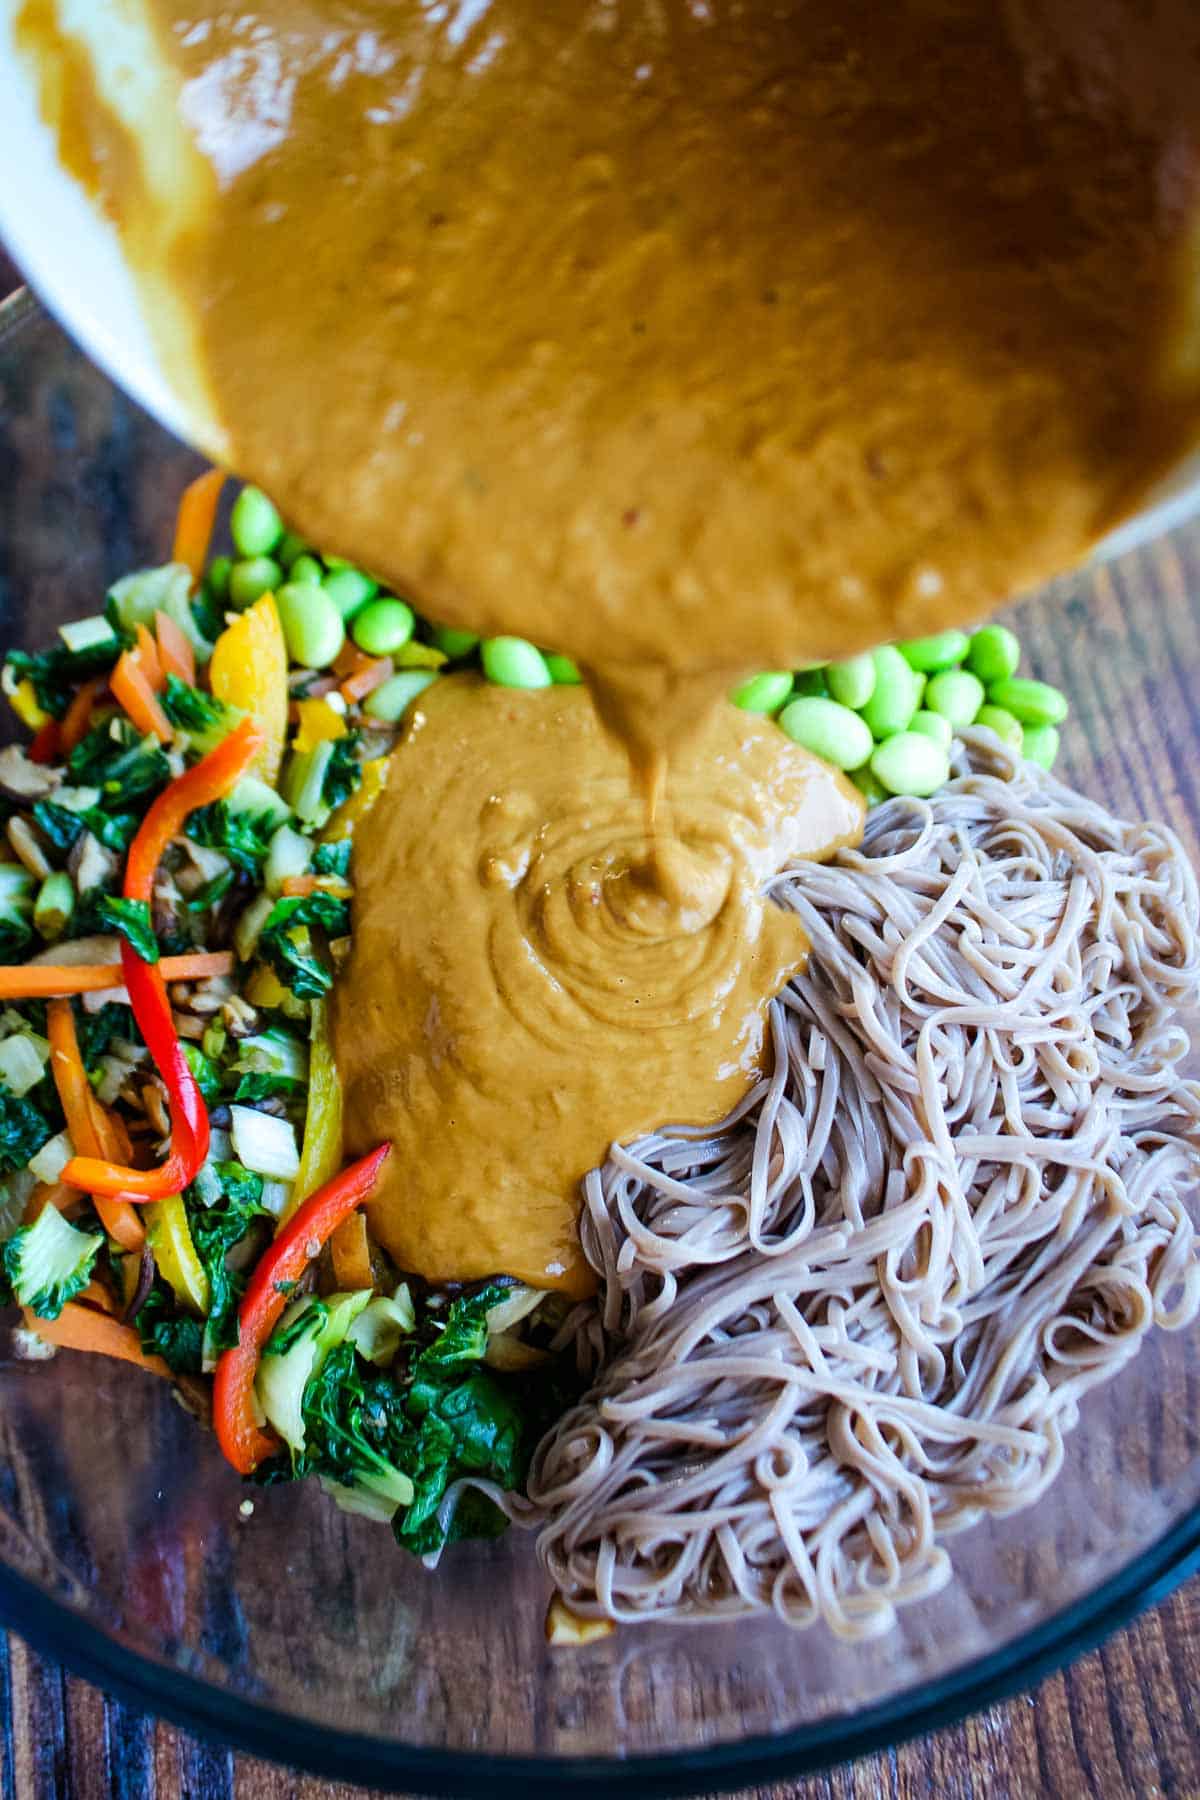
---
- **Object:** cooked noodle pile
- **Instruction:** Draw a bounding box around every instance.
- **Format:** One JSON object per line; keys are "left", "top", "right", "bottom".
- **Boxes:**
{"left": 529, "top": 735, "right": 1200, "bottom": 1636}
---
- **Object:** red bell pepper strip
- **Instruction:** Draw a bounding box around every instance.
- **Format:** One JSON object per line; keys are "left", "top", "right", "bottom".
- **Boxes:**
{"left": 29, "top": 720, "right": 60, "bottom": 764}
{"left": 60, "top": 719, "right": 265, "bottom": 1203}
{"left": 213, "top": 1144, "right": 390, "bottom": 1475}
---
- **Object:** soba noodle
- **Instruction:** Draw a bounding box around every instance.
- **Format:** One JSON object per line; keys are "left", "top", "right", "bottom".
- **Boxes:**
{"left": 529, "top": 733, "right": 1200, "bottom": 1637}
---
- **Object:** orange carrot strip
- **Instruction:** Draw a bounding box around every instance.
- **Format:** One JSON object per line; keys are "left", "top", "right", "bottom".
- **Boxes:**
{"left": 47, "top": 999, "right": 144, "bottom": 1251}
{"left": 280, "top": 874, "right": 319, "bottom": 899}
{"left": 339, "top": 657, "right": 392, "bottom": 703}
{"left": 0, "top": 950, "right": 235, "bottom": 1001}
{"left": 23, "top": 1181, "right": 77, "bottom": 1223}
{"left": 59, "top": 677, "right": 106, "bottom": 755}
{"left": 112, "top": 647, "right": 172, "bottom": 743}
{"left": 134, "top": 624, "right": 166, "bottom": 693}
{"left": 154, "top": 609, "right": 195, "bottom": 687}
{"left": 22, "top": 1303, "right": 171, "bottom": 1378}
{"left": 173, "top": 467, "right": 226, "bottom": 588}
{"left": 329, "top": 1210, "right": 374, "bottom": 1291}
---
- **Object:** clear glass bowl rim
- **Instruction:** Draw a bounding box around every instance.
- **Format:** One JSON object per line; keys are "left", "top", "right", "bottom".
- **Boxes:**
{"left": 1, "top": 282, "right": 1199, "bottom": 1795}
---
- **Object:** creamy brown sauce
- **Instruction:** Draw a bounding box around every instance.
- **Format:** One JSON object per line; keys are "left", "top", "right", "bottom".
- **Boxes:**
{"left": 332, "top": 677, "right": 861, "bottom": 1294}
{"left": 17, "top": 0, "right": 1200, "bottom": 1288}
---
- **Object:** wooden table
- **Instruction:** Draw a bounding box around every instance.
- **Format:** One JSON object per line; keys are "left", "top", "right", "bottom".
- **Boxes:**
{"left": 3, "top": 245, "right": 1200, "bottom": 1800}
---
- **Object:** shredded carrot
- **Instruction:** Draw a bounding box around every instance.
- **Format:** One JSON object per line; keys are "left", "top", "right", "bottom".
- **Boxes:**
{"left": 112, "top": 645, "right": 172, "bottom": 743}
{"left": 0, "top": 949, "right": 234, "bottom": 1001}
{"left": 154, "top": 609, "right": 196, "bottom": 687}
{"left": 135, "top": 623, "right": 166, "bottom": 692}
{"left": 173, "top": 467, "right": 226, "bottom": 588}
{"left": 340, "top": 657, "right": 393, "bottom": 703}
{"left": 332, "top": 641, "right": 368, "bottom": 681}
{"left": 60, "top": 677, "right": 107, "bottom": 755}
{"left": 329, "top": 1210, "right": 374, "bottom": 1292}
{"left": 22, "top": 1302, "right": 172, "bottom": 1378}
{"left": 47, "top": 999, "right": 144, "bottom": 1251}
{"left": 78, "top": 1277, "right": 118, "bottom": 1316}
{"left": 280, "top": 874, "right": 320, "bottom": 898}
{"left": 29, "top": 720, "right": 60, "bottom": 764}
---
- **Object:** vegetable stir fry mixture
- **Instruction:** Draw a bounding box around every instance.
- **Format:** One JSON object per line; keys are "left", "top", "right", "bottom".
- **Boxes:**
{"left": 0, "top": 472, "right": 1071, "bottom": 1558}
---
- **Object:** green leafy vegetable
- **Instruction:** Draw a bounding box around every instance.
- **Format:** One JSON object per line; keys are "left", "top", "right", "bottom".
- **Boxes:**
{"left": 33, "top": 799, "right": 139, "bottom": 855}
{"left": 233, "top": 1071, "right": 305, "bottom": 1105}
{"left": 76, "top": 1002, "right": 141, "bottom": 1072}
{"left": 183, "top": 1162, "right": 270, "bottom": 1349}
{"left": 137, "top": 1285, "right": 205, "bottom": 1375}
{"left": 0, "top": 866, "right": 35, "bottom": 960}
{"left": 2, "top": 1205, "right": 102, "bottom": 1319}
{"left": 182, "top": 1043, "right": 221, "bottom": 1105}
{"left": 311, "top": 841, "right": 352, "bottom": 880}
{"left": 94, "top": 896, "right": 159, "bottom": 963}
{"left": 6, "top": 635, "right": 123, "bottom": 719}
{"left": 184, "top": 869, "right": 235, "bottom": 913}
{"left": 0, "top": 1083, "right": 53, "bottom": 1176}
{"left": 321, "top": 734, "right": 362, "bottom": 815}
{"left": 161, "top": 675, "right": 242, "bottom": 754}
{"left": 257, "top": 892, "right": 351, "bottom": 999}
{"left": 187, "top": 802, "right": 278, "bottom": 875}
{"left": 68, "top": 719, "right": 170, "bottom": 809}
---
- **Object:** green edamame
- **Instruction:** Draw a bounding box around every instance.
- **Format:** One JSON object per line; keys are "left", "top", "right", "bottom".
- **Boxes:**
{"left": 323, "top": 567, "right": 379, "bottom": 618}
{"left": 545, "top": 652, "right": 583, "bottom": 685}
{"left": 206, "top": 555, "right": 232, "bottom": 603}
{"left": 777, "top": 696, "right": 873, "bottom": 770}
{"left": 364, "top": 668, "right": 439, "bottom": 723}
{"left": 430, "top": 623, "right": 481, "bottom": 660}
{"left": 288, "top": 554, "right": 324, "bottom": 586}
{"left": 228, "top": 556, "right": 283, "bottom": 610}
{"left": 352, "top": 598, "right": 416, "bottom": 657}
{"left": 276, "top": 531, "right": 312, "bottom": 571}
{"left": 966, "top": 623, "right": 1020, "bottom": 685}
{"left": 481, "top": 637, "right": 552, "bottom": 689}
{"left": 791, "top": 667, "right": 829, "bottom": 699}
{"left": 974, "top": 704, "right": 1023, "bottom": 749}
{"left": 230, "top": 486, "right": 283, "bottom": 559}
{"left": 985, "top": 677, "right": 1068, "bottom": 727}
{"left": 909, "top": 709, "right": 953, "bottom": 750}
{"left": 870, "top": 731, "right": 950, "bottom": 798}
{"left": 898, "top": 629, "right": 969, "bottom": 672}
{"left": 924, "top": 667, "right": 984, "bottom": 730}
{"left": 1022, "top": 723, "right": 1060, "bottom": 771}
{"left": 825, "top": 653, "right": 875, "bottom": 710}
{"left": 731, "top": 671, "right": 793, "bottom": 714}
{"left": 859, "top": 646, "right": 920, "bottom": 738}
{"left": 275, "top": 581, "right": 345, "bottom": 669}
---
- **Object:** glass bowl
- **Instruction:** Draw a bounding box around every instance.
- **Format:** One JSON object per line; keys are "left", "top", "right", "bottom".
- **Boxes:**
{"left": 2, "top": 286, "right": 1200, "bottom": 1795}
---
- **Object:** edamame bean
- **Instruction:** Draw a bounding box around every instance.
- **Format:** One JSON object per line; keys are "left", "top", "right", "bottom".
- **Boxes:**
{"left": 825, "top": 653, "right": 876, "bottom": 710}
{"left": 430, "top": 623, "right": 481, "bottom": 659}
{"left": 966, "top": 623, "right": 1020, "bottom": 684}
{"left": 859, "top": 646, "right": 920, "bottom": 738}
{"left": 925, "top": 667, "right": 984, "bottom": 730}
{"left": 481, "top": 636, "right": 552, "bottom": 689}
{"left": 545, "top": 652, "right": 583, "bottom": 685}
{"left": 777, "top": 696, "right": 873, "bottom": 770}
{"left": 731, "top": 671, "right": 793, "bottom": 714}
{"left": 276, "top": 531, "right": 311, "bottom": 571}
{"left": 364, "top": 668, "right": 439, "bottom": 722}
{"left": 974, "top": 704, "right": 1023, "bottom": 749}
{"left": 288, "top": 554, "right": 324, "bottom": 586}
{"left": 909, "top": 708, "right": 953, "bottom": 750}
{"left": 1022, "top": 723, "right": 1060, "bottom": 770}
{"left": 230, "top": 486, "right": 283, "bottom": 558}
{"left": 870, "top": 731, "right": 950, "bottom": 797}
{"left": 394, "top": 641, "right": 448, "bottom": 670}
{"left": 985, "top": 676, "right": 1068, "bottom": 726}
{"left": 898, "top": 629, "right": 969, "bottom": 672}
{"left": 792, "top": 667, "right": 829, "bottom": 699}
{"left": 323, "top": 567, "right": 379, "bottom": 618}
{"left": 206, "top": 555, "right": 232, "bottom": 603}
{"left": 228, "top": 556, "right": 283, "bottom": 609}
{"left": 275, "top": 581, "right": 345, "bottom": 668}
{"left": 352, "top": 598, "right": 416, "bottom": 657}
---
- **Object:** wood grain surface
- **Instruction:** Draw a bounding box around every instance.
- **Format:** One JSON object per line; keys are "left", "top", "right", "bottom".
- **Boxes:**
{"left": 3, "top": 250, "right": 1200, "bottom": 1800}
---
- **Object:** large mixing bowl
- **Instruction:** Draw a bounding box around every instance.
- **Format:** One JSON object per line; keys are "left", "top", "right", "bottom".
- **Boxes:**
{"left": 2, "top": 287, "right": 1200, "bottom": 1793}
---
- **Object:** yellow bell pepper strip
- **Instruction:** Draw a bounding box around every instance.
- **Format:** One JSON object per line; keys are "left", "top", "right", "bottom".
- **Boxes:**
{"left": 210, "top": 593, "right": 288, "bottom": 785}
{"left": 213, "top": 1143, "right": 390, "bottom": 1474}
{"left": 321, "top": 756, "right": 388, "bottom": 843}
{"left": 172, "top": 467, "right": 226, "bottom": 588}
{"left": 8, "top": 677, "right": 49, "bottom": 732}
{"left": 292, "top": 697, "right": 346, "bottom": 753}
{"left": 61, "top": 721, "right": 264, "bottom": 1204}
{"left": 282, "top": 997, "right": 343, "bottom": 1223}
{"left": 146, "top": 1194, "right": 210, "bottom": 1315}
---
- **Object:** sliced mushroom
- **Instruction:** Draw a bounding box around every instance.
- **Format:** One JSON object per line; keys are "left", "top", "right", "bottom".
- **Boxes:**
{"left": 68, "top": 830, "right": 117, "bottom": 895}
{"left": 0, "top": 745, "right": 62, "bottom": 803}
{"left": 6, "top": 815, "right": 52, "bottom": 880}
